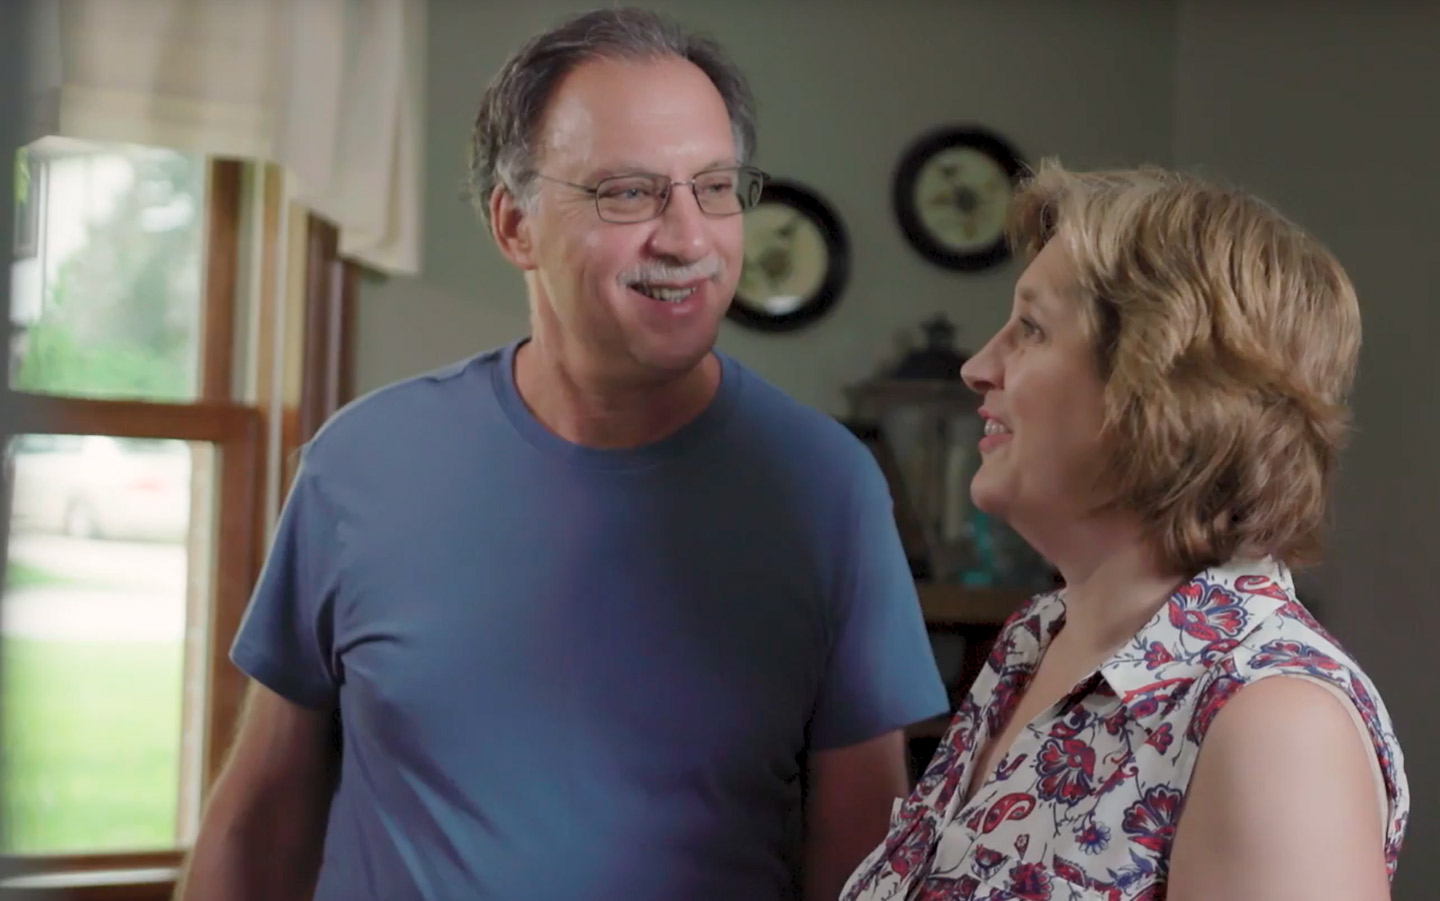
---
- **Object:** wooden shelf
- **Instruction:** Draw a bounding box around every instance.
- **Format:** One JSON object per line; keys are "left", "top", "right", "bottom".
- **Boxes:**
{"left": 917, "top": 582, "right": 1030, "bottom": 627}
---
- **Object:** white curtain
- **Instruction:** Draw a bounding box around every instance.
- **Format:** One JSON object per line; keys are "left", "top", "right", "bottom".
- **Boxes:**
{"left": 25, "top": 0, "right": 426, "bottom": 276}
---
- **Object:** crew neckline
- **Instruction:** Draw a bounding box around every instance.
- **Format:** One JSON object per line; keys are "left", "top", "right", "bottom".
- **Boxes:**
{"left": 490, "top": 338, "right": 741, "bottom": 470}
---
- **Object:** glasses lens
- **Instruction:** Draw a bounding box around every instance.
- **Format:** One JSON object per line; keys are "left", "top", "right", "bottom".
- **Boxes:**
{"left": 693, "top": 170, "right": 742, "bottom": 216}
{"left": 694, "top": 168, "right": 766, "bottom": 215}
{"left": 594, "top": 175, "right": 666, "bottom": 222}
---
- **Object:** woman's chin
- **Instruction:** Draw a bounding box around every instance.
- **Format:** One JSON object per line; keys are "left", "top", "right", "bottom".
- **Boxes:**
{"left": 969, "top": 484, "right": 1009, "bottom": 522}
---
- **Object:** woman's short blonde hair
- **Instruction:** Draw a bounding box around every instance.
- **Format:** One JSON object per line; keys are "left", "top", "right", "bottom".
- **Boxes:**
{"left": 1008, "top": 160, "right": 1361, "bottom": 573}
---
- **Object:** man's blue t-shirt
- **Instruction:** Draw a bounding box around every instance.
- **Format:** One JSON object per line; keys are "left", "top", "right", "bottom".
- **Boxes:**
{"left": 230, "top": 340, "right": 947, "bottom": 900}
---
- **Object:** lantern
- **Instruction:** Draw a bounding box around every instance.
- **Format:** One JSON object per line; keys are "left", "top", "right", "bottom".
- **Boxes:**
{"left": 845, "top": 315, "right": 1050, "bottom": 590}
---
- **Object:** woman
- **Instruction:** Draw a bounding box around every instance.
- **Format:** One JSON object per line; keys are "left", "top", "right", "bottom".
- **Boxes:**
{"left": 842, "top": 162, "right": 1408, "bottom": 900}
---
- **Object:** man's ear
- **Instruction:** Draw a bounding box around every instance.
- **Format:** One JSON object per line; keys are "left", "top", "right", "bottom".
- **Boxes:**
{"left": 491, "top": 185, "right": 537, "bottom": 270}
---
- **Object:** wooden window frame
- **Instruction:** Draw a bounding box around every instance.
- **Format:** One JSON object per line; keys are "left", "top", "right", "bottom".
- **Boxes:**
{"left": 299, "top": 215, "right": 356, "bottom": 447}
{"left": 1, "top": 397, "right": 261, "bottom": 898}
{"left": 1, "top": 156, "right": 359, "bottom": 900}
{"left": 0, "top": 154, "right": 254, "bottom": 897}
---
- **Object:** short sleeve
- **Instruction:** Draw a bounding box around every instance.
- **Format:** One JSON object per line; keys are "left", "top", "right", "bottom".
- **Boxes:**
{"left": 229, "top": 450, "right": 342, "bottom": 709}
{"left": 808, "top": 458, "right": 949, "bottom": 750}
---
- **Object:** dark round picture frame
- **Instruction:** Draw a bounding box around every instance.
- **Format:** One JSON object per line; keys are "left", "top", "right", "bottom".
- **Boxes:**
{"left": 728, "top": 179, "right": 850, "bottom": 334}
{"left": 892, "top": 126, "right": 1025, "bottom": 272}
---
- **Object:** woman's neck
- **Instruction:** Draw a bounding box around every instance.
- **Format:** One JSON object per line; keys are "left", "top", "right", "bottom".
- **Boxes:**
{"left": 1043, "top": 522, "right": 1186, "bottom": 656}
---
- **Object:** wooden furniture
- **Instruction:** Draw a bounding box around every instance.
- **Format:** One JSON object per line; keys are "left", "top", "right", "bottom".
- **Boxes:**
{"left": 903, "top": 581, "right": 1031, "bottom": 784}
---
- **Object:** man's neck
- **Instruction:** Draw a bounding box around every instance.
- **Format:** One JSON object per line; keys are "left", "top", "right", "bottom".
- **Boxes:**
{"left": 512, "top": 337, "right": 721, "bottom": 449}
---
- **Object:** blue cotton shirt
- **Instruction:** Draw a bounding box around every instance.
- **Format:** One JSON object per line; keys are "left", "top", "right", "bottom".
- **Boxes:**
{"left": 230, "top": 340, "right": 948, "bottom": 900}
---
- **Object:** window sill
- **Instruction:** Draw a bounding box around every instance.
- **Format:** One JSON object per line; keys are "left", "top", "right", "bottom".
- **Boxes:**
{"left": 1, "top": 867, "right": 177, "bottom": 900}
{"left": 2, "top": 861, "right": 179, "bottom": 900}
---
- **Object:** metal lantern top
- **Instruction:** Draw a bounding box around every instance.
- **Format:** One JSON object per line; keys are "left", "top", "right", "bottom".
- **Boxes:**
{"left": 844, "top": 315, "right": 977, "bottom": 420}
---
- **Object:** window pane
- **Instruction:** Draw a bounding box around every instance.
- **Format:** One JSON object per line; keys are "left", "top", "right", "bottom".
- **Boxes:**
{"left": 9, "top": 139, "right": 206, "bottom": 402}
{"left": 2, "top": 434, "right": 212, "bottom": 853}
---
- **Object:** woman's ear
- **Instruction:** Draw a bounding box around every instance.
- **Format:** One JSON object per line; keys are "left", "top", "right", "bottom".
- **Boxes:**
{"left": 491, "top": 185, "right": 537, "bottom": 270}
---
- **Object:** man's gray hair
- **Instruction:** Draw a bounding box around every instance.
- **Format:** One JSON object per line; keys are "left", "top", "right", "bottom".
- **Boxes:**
{"left": 467, "top": 7, "right": 757, "bottom": 226}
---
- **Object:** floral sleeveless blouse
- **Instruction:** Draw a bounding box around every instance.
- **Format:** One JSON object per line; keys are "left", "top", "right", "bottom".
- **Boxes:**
{"left": 841, "top": 558, "right": 1408, "bottom": 900}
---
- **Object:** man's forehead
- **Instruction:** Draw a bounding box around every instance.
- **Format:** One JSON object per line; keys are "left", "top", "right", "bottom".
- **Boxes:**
{"left": 536, "top": 57, "right": 735, "bottom": 173}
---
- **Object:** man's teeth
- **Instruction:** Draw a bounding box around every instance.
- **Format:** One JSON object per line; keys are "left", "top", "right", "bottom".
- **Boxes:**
{"left": 984, "top": 420, "right": 1010, "bottom": 436}
{"left": 634, "top": 284, "right": 696, "bottom": 303}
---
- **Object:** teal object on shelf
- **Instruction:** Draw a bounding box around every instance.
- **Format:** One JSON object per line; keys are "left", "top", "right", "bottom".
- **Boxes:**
{"left": 959, "top": 510, "right": 998, "bottom": 586}
{"left": 957, "top": 510, "right": 1054, "bottom": 591}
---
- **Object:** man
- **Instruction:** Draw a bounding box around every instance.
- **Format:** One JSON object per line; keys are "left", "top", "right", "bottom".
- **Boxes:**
{"left": 177, "top": 8, "right": 946, "bottom": 900}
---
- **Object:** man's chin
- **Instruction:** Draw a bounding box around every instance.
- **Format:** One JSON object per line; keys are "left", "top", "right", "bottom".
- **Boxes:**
{"left": 633, "top": 342, "right": 716, "bottom": 380}
{"left": 634, "top": 316, "right": 722, "bottom": 364}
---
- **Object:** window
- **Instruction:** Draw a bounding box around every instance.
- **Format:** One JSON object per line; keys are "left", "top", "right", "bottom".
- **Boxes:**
{"left": 6, "top": 434, "right": 204, "bottom": 854}
{"left": 11, "top": 140, "right": 208, "bottom": 403}
{"left": 2, "top": 140, "right": 262, "bottom": 895}
{"left": 3, "top": 133, "right": 356, "bottom": 897}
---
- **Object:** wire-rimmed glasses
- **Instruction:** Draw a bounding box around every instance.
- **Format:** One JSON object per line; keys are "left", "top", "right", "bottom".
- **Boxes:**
{"left": 535, "top": 165, "right": 767, "bottom": 223}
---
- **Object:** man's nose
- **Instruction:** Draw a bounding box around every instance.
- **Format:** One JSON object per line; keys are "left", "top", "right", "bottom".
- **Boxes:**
{"left": 646, "top": 184, "right": 710, "bottom": 262}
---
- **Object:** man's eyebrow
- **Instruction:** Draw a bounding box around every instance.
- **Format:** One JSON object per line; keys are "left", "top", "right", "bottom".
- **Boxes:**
{"left": 586, "top": 158, "right": 741, "bottom": 182}
{"left": 585, "top": 163, "right": 660, "bottom": 182}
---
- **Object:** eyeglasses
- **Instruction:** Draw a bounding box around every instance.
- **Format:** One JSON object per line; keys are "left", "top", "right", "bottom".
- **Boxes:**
{"left": 535, "top": 166, "right": 767, "bottom": 223}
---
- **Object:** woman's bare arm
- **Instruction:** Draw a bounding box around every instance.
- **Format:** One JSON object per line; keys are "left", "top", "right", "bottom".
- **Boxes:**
{"left": 1168, "top": 676, "right": 1389, "bottom": 901}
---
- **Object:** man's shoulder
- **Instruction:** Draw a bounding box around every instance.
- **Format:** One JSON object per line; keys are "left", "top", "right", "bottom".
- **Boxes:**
{"left": 305, "top": 347, "right": 505, "bottom": 464}
{"left": 726, "top": 355, "right": 872, "bottom": 466}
